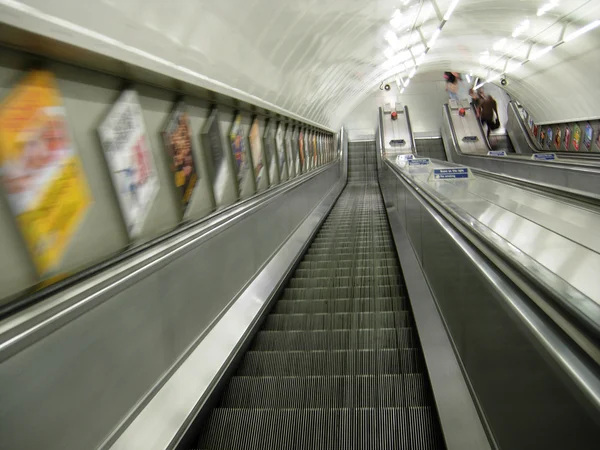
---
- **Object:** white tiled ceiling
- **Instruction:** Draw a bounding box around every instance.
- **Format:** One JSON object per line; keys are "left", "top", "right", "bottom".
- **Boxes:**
{"left": 1, "top": 0, "right": 600, "bottom": 128}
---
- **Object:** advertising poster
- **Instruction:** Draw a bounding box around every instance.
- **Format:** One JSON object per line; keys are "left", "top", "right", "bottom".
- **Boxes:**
{"left": 275, "top": 122, "right": 286, "bottom": 176}
{"left": 0, "top": 70, "right": 91, "bottom": 274}
{"left": 540, "top": 128, "right": 546, "bottom": 146}
{"left": 298, "top": 128, "right": 305, "bottom": 171}
{"left": 285, "top": 125, "right": 295, "bottom": 178}
{"left": 292, "top": 128, "right": 301, "bottom": 175}
{"left": 533, "top": 124, "right": 539, "bottom": 138}
{"left": 546, "top": 128, "right": 552, "bottom": 150}
{"left": 163, "top": 101, "right": 198, "bottom": 212}
{"left": 312, "top": 132, "right": 318, "bottom": 167}
{"left": 99, "top": 89, "right": 158, "bottom": 238}
{"left": 564, "top": 126, "right": 571, "bottom": 151}
{"left": 249, "top": 118, "right": 266, "bottom": 186}
{"left": 229, "top": 113, "right": 250, "bottom": 190}
{"left": 201, "top": 109, "right": 227, "bottom": 203}
{"left": 596, "top": 127, "right": 600, "bottom": 150}
{"left": 304, "top": 130, "right": 310, "bottom": 170}
{"left": 583, "top": 123, "right": 593, "bottom": 150}
{"left": 554, "top": 127, "right": 561, "bottom": 151}
{"left": 264, "top": 121, "right": 279, "bottom": 185}
{"left": 528, "top": 116, "right": 534, "bottom": 130}
{"left": 573, "top": 124, "right": 581, "bottom": 151}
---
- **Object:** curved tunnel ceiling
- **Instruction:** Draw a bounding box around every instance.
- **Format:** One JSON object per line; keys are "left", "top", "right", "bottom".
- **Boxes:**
{"left": 1, "top": 0, "right": 599, "bottom": 129}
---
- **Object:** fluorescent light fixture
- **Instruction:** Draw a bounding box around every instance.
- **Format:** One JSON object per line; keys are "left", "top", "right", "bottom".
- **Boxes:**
{"left": 405, "top": 79, "right": 411, "bottom": 87}
{"left": 385, "top": 30, "right": 398, "bottom": 46}
{"left": 493, "top": 38, "right": 507, "bottom": 52}
{"left": 474, "top": 82, "right": 485, "bottom": 90}
{"left": 512, "top": 19, "right": 530, "bottom": 38}
{"left": 529, "top": 45, "right": 552, "bottom": 61}
{"left": 444, "top": 0, "right": 460, "bottom": 20}
{"left": 400, "top": 76, "right": 407, "bottom": 87}
{"left": 428, "top": 28, "right": 441, "bottom": 47}
{"left": 400, "top": 87, "right": 406, "bottom": 94}
{"left": 479, "top": 50, "right": 490, "bottom": 65}
{"left": 537, "top": 1, "right": 558, "bottom": 17}
{"left": 411, "top": 43, "right": 426, "bottom": 55}
{"left": 402, "top": 0, "right": 410, "bottom": 5}
{"left": 384, "top": 47, "right": 395, "bottom": 59}
{"left": 417, "top": 53, "right": 426, "bottom": 65}
{"left": 564, "top": 19, "right": 600, "bottom": 42}
{"left": 390, "top": 9, "right": 404, "bottom": 29}
{"left": 408, "top": 68, "right": 416, "bottom": 78}
{"left": 465, "top": 73, "right": 471, "bottom": 83}
{"left": 505, "top": 61, "right": 523, "bottom": 73}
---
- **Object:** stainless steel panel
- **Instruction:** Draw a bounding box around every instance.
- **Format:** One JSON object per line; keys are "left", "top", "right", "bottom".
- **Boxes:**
{"left": 0, "top": 163, "right": 341, "bottom": 450}
{"left": 380, "top": 162, "right": 600, "bottom": 450}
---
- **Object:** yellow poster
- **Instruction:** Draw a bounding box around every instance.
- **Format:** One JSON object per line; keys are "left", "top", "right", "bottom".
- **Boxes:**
{"left": 0, "top": 70, "right": 91, "bottom": 274}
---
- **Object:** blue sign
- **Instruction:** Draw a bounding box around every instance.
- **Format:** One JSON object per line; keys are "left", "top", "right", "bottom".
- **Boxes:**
{"left": 432, "top": 167, "right": 470, "bottom": 180}
{"left": 487, "top": 150, "right": 507, "bottom": 157}
{"left": 531, "top": 153, "right": 556, "bottom": 161}
{"left": 397, "top": 154, "right": 414, "bottom": 161}
{"left": 408, "top": 158, "right": 430, "bottom": 166}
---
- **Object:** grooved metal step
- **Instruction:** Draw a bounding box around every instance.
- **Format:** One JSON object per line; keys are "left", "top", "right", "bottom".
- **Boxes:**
{"left": 197, "top": 141, "right": 445, "bottom": 449}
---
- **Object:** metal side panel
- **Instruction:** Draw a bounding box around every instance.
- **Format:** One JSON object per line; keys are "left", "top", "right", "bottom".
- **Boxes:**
{"left": 0, "top": 163, "right": 343, "bottom": 450}
{"left": 379, "top": 168, "right": 493, "bottom": 450}
{"left": 379, "top": 162, "right": 600, "bottom": 450}
{"left": 108, "top": 174, "right": 345, "bottom": 450}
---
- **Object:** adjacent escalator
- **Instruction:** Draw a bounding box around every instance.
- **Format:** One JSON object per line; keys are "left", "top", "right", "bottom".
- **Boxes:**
{"left": 196, "top": 141, "right": 446, "bottom": 449}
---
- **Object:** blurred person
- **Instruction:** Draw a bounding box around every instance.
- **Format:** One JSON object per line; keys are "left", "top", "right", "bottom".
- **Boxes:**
{"left": 479, "top": 93, "right": 500, "bottom": 142}
{"left": 444, "top": 72, "right": 459, "bottom": 101}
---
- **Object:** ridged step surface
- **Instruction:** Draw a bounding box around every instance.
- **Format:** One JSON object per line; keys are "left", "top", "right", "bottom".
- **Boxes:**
{"left": 197, "top": 141, "right": 445, "bottom": 449}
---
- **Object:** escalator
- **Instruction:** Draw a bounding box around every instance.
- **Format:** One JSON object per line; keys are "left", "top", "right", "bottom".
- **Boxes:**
{"left": 196, "top": 141, "right": 446, "bottom": 449}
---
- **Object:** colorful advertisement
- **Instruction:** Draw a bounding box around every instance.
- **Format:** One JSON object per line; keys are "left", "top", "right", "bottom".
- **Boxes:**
{"left": 163, "top": 101, "right": 198, "bottom": 212}
{"left": 99, "top": 89, "right": 158, "bottom": 238}
{"left": 573, "top": 124, "right": 581, "bottom": 151}
{"left": 546, "top": 128, "right": 552, "bottom": 150}
{"left": 533, "top": 124, "right": 539, "bottom": 138}
{"left": 201, "top": 109, "right": 226, "bottom": 203}
{"left": 596, "top": 127, "right": 600, "bottom": 150}
{"left": 229, "top": 113, "right": 250, "bottom": 191}
{"left": 583, "top": 123, "right": 593, "bottom": 151}
{"left": 264, "top": 121, "right": 278, "bottom": 184}
{"left": 528, "top": 116, "right": 534, "bottom": 130}
{"left": 285, "top": 125, "right": 295, "bottom": 178}
{"left": 292, "top": 128, "right": 301, "bottom": 175}
{"left": 312, "top": 132, "right": 318, "bottom": 167}
{"left": 0, "top": 70, "right": 91, "bottom": 274}
{"left": 564, "top": 126, "right": 571, "bottom": 151}
{"left": 554, "top": 127, "right": 561, "bottom": 150}
{"left": 540, "top": 128, "right": 546, "bottom": 146}
{"left": 298, "top": 128, "right": 305, "bottom": 171}
{"left": 275, "top": 122, "right": 286, "bottom": 176}
{"left": 249, "top": 118, "right": 266, "bottom": 186}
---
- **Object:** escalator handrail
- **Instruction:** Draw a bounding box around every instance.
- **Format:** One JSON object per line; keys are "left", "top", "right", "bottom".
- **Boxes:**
{"left": 0, "top": 160, "right": 339, "bottom": 323}
{"left": 382, "top": 157, "right": 600, "bottom": 412}
{"left": 404, "top": 105, "right": 417, "bottom": 154}
{"left": 378, "top": 106, "right": 386, "bottom": 155}
{"left": 443, "top": 104, "right": 600, "bottom": 173}
{"left": 383, "top": 158, "right": 600, "bottom": 351}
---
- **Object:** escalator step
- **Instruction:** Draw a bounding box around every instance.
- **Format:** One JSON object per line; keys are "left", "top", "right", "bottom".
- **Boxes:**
{"left": 237, "top": 349, "right": 424, "bottom": 376}
{"left": 198, "top": 407, "right": 443, "bottom": 450}
{"left": 251, "top": 328, "right": 416, "bottom": 351}
{"left": 272, "top": 297, "right": 408, "bottom": 314}
{"left": 262, "top": 311, "right": 411, "bottom": 331}
{"left": 219, "top": 374, "right": 430, "bottom": 408}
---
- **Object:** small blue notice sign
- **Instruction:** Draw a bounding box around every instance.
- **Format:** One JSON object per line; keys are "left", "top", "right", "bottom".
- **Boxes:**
{"left": 531, "top": 153, "right": 556, "bottom": 161}
{"left": 430, "top": 167, "right": 472, "bottom": 180}
{"left": 487, "top": 150, "right": 507, "bottom": 157}
{"left": 408, "top": 158, "right": 430, "bottom": 166}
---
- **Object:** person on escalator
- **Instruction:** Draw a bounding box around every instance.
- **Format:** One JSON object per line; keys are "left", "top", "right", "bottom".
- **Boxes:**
{"left": 480, "top": 94, "right": 500, "bottom": 143}
{"left": 444, "top": 72, "right": 459, "bottom": 101}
